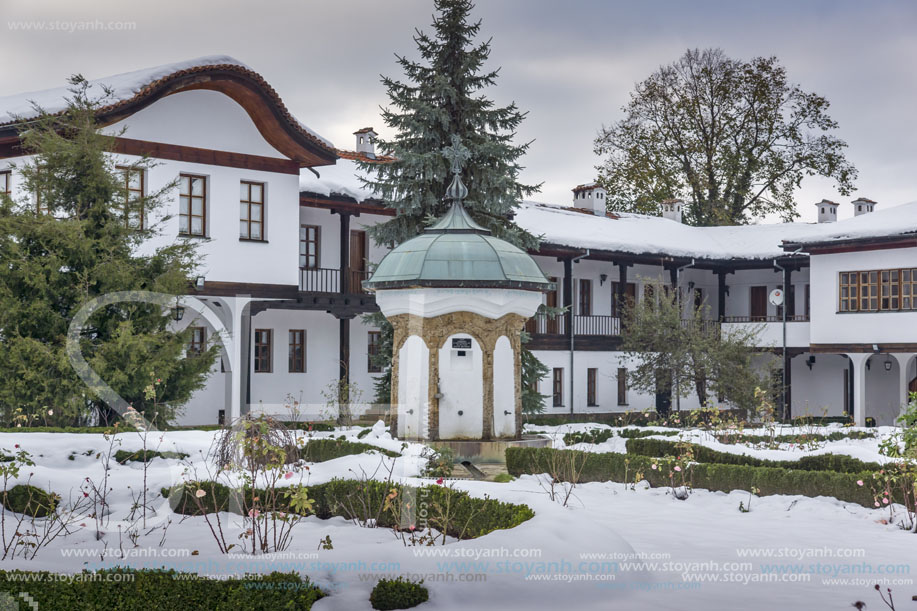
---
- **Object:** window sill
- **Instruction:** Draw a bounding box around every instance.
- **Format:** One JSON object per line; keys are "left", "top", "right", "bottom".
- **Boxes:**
{"left": 239, "top": 238, "right": 269, "bottom": 243}
{"left": 179, "top": 233, "right": 209, "bottom": 240}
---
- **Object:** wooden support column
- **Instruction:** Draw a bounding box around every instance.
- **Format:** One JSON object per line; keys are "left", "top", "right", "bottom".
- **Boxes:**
{"left": 717, "top": 271, "right": 728, "bottom": 322}
{"left": 338, "top": 212, "right": 351, "bottom": 294}
{"left": 339, "top": 316, "right": 351, "bottom": 393}
{"left": 562, "top": 257, "right": 573, "bottom": 337}
{"left": 616, "top": 262, "right": 630, "bottom": 330}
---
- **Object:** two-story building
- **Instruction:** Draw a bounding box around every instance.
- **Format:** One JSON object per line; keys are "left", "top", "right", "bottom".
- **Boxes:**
{"left": 1, "top": 56, "right": 914, "bottom": 427}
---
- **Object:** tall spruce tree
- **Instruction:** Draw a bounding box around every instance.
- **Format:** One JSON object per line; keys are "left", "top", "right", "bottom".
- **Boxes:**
{"left": 0, "top": 77, "right": 217, "bottom": 426}
{"left": 359, "top": 0, "right": 549, "bottom": 413}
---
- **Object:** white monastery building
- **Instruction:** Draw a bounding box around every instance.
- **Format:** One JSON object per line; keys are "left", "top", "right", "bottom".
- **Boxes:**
{"left": 1, "top": 57, "right": 915, "bottom": 431}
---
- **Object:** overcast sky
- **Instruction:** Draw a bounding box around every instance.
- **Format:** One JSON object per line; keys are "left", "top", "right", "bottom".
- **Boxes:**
{"left": 4, "top": 0, "right": 916, "bottom": 222}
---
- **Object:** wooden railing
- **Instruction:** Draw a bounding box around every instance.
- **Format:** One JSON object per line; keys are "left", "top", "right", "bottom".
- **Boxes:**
{"left": 525, "top": 313, "right": 565, "bottom": 335}
{"left": 299, "top": 267, "right": 372, "bottom": 294}
{"left": 300, "top": 267, "right": 340, "bottom": 293}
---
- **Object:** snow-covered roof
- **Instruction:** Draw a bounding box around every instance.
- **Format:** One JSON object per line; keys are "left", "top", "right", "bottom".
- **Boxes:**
{"left": 784, "top": 201, "right": 917, "bottom": 247}
{"left": 0, "top": 55, "right": 334, "bottom": 150}
{"left": 299, "top": 159, "right": 375, "bottom": 203}
{"left": 514, "top": 201, "right": 825, "bottom": 261}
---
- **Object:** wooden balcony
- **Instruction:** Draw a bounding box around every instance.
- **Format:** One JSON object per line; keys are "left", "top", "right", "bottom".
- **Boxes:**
{"left": 299, "top": 267, "right": 371, "bottom": 294}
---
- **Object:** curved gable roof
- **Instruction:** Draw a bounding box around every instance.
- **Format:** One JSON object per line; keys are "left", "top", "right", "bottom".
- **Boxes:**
{"left": 0, "top": 55, "right": 337, "bottom": 167}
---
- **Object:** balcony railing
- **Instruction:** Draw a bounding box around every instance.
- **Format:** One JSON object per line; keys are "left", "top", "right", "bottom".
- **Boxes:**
{"left": 723, "top": 315, "right": 810, "bottom": 323}
{"left": 525, "top": 313, "right": 565, "bottom": 335}
{"left": 574, "top": 314, "right": 621, "bottom": 336}
{"left": 300, "top": 267, "right": 340, "bottom": 293}
{"left": 299, "top": 267, "right": 372, "bottom": 294}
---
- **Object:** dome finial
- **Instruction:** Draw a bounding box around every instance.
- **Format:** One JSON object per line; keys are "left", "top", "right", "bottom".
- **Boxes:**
{"left": 442, "top": 135, "right": 470, "bottom": 202}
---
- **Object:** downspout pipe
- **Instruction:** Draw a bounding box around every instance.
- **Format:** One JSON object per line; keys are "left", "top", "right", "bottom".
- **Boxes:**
{"left": 569, "top": 249, "right": 590, "bottom": 413}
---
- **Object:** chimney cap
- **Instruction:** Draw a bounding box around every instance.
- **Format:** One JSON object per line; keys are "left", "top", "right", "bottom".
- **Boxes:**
{"left": 815, "top": 199, "right": 838, "bottom": 206}
{"left": 851, "top": 197, "right": 877, "bottom": 204}
{"left": 661, "top": 198, "right": 684, "bottom": 205}
{"left": 572, "top": 182, "right": 601, "bottom": 193}
{"left": 353, "top": 127, "right": 376, "bottom": 135}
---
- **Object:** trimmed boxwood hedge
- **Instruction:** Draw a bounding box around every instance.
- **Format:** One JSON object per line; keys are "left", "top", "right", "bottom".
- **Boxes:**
{"left": 506, "top": 446, "right": 886, "bottom": 507}
{"left": 299, "top": 439, "right": 400, "bottom": 462}
{"left": 563, "top": 428, "right": 680, "bottom": 445}
{"left": 715, "top": 431, "right": 874, "bottom": 445}
{"left": 624, "top": 438, "right": 884, "bottom": 473}
{"left": 1, "top": 484, "right": 59, "bottom": 517}
{"left": 0, "top": 569, "right": 322, "bottom": 609}
{"left": 164, "top": 479, "right": 533, "bottom": 539}
{"left": 0, "top": 426, "right": 137, "bottom": 434}
{"left": 371, "top": 577, "right": 429, "bottom": 610}
{"left": 114, "top": 449, "right": 190, "bottom": 464}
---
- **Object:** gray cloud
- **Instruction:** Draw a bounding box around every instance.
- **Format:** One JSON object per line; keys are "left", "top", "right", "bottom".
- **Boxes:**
{"left": 3, "top": 0, "right": 915, "bottom": 222}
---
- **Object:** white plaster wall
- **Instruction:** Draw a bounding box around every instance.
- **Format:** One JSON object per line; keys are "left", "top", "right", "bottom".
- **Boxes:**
{"left": 248, "top": 309, "right": 339, "bottom": 419}
{"left": 397, "top": 335, "right": 429, "bottom": 438}
{"left": 529, "top": 350, "right": 697, "bottom": 414}
{"left": 492, "top": 336, "right": 515, "bottom": 437}
{"left": 865, "top": 355, "right": 904, "bottom": 426}
{"left": 723, "top": 321, "right": 810, "bottom": 348}
{"left": 102, "top": 90, "right": 287, "bottom": 159}
{"left": 789, "top": 353, "right": 848, "bottom": 418}
{"left": 438, "top": 334, "right": 483, "bottom": 439}
{"left": 349, "top": 316, "right": 384, "bottom": 408}
{"left": 810, "top": 247, "right": 917, "bottom": 345}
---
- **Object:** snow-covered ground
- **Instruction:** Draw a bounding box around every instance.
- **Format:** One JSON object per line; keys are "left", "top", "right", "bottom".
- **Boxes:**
{"left": 0, "top": 424, "right": 913, "bottom": 610}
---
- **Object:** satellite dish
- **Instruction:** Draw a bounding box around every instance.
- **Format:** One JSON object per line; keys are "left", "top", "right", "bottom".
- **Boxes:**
{"left": 769, "top": 289, "right": 784, "bottom": 306}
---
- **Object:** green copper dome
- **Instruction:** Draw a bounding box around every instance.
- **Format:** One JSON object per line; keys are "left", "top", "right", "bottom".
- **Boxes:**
{"left": 363, "top": 201, "right": 552, "bottom": 291}
{"left": 364, "top": 136, "right": 552, "bottom": 292}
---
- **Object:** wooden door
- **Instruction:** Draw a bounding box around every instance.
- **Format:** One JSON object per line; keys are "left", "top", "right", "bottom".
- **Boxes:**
{"left": 349, "top": 230, "right": 367, "bottom": 291}
{"left": 750, "top": 286, "right": 768, "bottom": 321}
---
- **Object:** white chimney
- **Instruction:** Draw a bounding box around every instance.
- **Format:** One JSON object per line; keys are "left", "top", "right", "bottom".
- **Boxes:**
{"left": 660, "top": 198, "right": 684, "bottom": 223}
{"left": 354, "top": 127, "right": 377, "bottom": 158}
{"left": 571, "top": 183, "right": 607, "bottom": 215}
{"left": 852, "top": 197, "right": 877, "bottom": 216}
{"left": 816, "top": 199, "right": 838, "bottom": 223}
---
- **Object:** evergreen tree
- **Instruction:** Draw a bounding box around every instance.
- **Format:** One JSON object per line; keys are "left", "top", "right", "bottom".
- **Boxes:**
{"left": 0, "top": 76, "right": 218, "bottom": 426}
{"left": 359, "top": 0, "right": 549, "bottom": 413}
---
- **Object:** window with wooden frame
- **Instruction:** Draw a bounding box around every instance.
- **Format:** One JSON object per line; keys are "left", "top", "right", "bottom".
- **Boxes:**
{"left": 0, "top": 170, "right": 10, "bottom": 196}
{"left": 552, "top": 368, "right": 564, "bottom": 407}
{"left": 860, "top": 271, "right": 878, "bottom": 311}
{"left": 367, "top": 331, "right": 382, "bottom": 373}
{"left": 117, "top": 166, "right": 144, "bottom": 229}
{"left": 586, "top": 368, "right": 598, "bottom": 406}
{"left": 299, "top": 225, "right": 320, "bottom": 269}
{"left": 288, "top": 329, "right": 305, "bottom": 373}
{"left": 838, "top": 268, "right": 917, "bottom": 312}
{"left": 839, "top": 272, "right": 858, "bottom": 312}
{"left": 617, "top": 368, "right": 628, "bottom": 406}
{"left": 179, "top": 174, "right": 206, "bottom": 236}
{"left": 578, "top": 279, "right": 592, "bottom": 316}
{"left": 881, "top": 270, "right": 900, "bottom": 311}
{"left": 188, "top": 327, "right": 206, "bottom": 355}
{"left": 254, "top": 329, "right": 272, "bottom": 373}
{"left": 903, "top": 269, "right": 916, "bottom": 310}
{"left": 240, "top": 181, "right": 265, "bottom": 240}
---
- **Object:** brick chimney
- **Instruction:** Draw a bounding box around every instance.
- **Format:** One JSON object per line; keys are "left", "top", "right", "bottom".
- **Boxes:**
{"left": 354, "top": 127, "right": 377, "bottom": 158}
{"left": 816, "top": 199, "right": 838, "bottom": 223}
{"left": 572, "top": 183, "right": 607, "bottom": 215}
{"left": 852, "top": 197, "right": 877, "bottom": 216}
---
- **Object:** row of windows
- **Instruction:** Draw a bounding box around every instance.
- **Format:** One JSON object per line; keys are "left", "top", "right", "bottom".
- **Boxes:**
{"left": 550, "top": 367, "right": 628, "bottom": 408}
{"left": 4, "top": 167, "right": 269, "bottom": 240}
{"left": 839, "top": 269, "right": 917, "bottom": 312}
{"left": 188, "top": 327, "right": 382, "bottom": 374}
